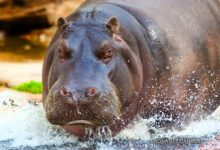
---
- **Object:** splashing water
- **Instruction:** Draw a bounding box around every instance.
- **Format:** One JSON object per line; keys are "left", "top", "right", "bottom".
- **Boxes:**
{"left": 0, "top": 90, "right": 220, "bottom": 150}
{"left": 0, "top": 91, "right": 77, "bottom": 148}
{"left": 85, "top": 126, "right": 113, "bottom": 144}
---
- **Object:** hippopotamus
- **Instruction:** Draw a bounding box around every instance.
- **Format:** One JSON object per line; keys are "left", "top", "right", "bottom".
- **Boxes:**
{"left": 42, "top": 0, "right": 220, "bottom": 137}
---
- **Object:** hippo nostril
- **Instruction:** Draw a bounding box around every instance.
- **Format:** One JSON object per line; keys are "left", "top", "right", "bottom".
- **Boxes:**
{"left": 86, "top": 87, "right": 96, "bottom": 97}
{"left": 60, "top": 87, "right": 71, "bottom": 97}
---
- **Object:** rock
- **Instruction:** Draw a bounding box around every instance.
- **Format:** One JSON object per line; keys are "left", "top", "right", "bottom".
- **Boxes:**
{"left": 0, "top": 2, "right": 56, "bottom": 34}
{"left": 0, "top": 0, "right": 84, "bottom": 34}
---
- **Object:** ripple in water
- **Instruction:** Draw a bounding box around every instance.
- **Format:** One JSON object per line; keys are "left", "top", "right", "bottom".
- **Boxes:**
{"left": 0, "top": 90, "right": 220, "bottom": 150}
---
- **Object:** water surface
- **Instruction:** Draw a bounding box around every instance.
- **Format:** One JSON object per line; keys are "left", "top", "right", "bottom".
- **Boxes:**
{"left": 0, "top": 35, "right": 47, "bottom": 62}
{"left": 0, "top": 90, "right": 220, "bottom": 150}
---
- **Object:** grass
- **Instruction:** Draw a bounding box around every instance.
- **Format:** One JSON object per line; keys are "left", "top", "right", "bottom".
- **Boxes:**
{"left": 13, "top": 81, "right": 43, "bottom": 94}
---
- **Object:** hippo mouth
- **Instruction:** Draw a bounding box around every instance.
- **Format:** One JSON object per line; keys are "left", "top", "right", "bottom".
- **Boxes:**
{"left": 64, "top": 120, "right": 95, "bottom": 126}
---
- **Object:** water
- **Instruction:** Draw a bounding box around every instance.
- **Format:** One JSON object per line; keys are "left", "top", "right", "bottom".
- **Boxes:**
{"left": 0, "top": 35, "right": 47, "bottom": 62}
{"left": 0, "top": 90, "right": 220, "bottom": 150}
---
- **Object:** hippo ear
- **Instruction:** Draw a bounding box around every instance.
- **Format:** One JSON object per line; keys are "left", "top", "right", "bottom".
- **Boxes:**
{"left": 106, "top": 17, "right": 120, "bottom": 35}
{"left": 57, "top": 17, "right": 68, "bottom": 30}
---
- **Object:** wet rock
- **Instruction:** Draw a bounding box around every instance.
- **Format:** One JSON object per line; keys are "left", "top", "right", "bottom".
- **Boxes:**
{"left": 9, "top": 98, "right": 18, "bottom": 106}
{"left": 2, "top": 101, "right": 7, "bottom": 106}
{"left": 28, "top": 100, "right": 39, "bottom": 106}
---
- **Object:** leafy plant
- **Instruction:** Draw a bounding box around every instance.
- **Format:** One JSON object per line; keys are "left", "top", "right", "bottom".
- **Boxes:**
{"left": 13, "top": 81, "right": 43, "bottom": 94}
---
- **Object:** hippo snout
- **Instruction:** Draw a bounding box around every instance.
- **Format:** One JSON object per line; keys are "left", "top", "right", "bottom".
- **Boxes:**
{"left": 60, "top": 87, "right": 100, "bottom": 106}
{"left": 45, "top": 85, "right": 122, "bottom": 127}
{"left": 58, "top": 86, "right": 101, "bottom": 115}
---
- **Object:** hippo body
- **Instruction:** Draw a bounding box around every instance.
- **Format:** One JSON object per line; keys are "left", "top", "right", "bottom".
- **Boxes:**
{"left": 42, "top": 0, "right": 220, "bottom": 137}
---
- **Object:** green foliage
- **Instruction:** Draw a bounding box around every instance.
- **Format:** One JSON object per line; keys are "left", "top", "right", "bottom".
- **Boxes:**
{"left": 13, "top": 81, "right": 43, "bottom": 94}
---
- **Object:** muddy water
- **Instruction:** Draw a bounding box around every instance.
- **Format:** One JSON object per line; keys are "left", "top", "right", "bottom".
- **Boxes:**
{"left": 0, "top": 35, "right": 47, "bottom": 62}
{"left": 0, "top": 90, "right": 220, "bottom": 150}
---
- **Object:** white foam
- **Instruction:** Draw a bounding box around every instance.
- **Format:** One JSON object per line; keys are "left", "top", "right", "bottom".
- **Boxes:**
{"left": 116, "top": 116, "right": 151, "bottom": 140}
{"left": 0, "top": 91, "right": 77, "bottom": 147}
{"left": 116, "top": 113, "right": 220, "bottom": 140}
{"left": 172, "top": 114, "right": 220, "bottom": 137}
{"left": 0, "top": 90, "right": 220, "bottom": 148}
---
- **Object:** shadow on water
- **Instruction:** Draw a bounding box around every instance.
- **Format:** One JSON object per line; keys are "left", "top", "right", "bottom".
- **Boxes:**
{"left": 0, "top": 35, "right": 47, "bottom": 62}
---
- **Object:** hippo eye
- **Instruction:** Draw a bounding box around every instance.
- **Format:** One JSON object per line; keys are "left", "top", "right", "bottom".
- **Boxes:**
{"left": 98, "top": 45, "right": 114, "bottom": 64}
{"left": 58, "top": 45, "right": 71, "bottom": 61}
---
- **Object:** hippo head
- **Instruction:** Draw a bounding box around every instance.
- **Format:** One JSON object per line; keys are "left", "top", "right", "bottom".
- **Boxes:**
{"left": 42, "top": 8, "right": 144, "bottom": 136}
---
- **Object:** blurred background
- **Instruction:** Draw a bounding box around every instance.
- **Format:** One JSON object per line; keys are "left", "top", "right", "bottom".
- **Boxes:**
{"left": 0, "top": 0, "right": 84, "bottom": 88}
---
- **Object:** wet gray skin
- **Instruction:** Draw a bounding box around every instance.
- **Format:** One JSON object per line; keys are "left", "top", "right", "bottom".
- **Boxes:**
{"left": 44, "top": 22, "right": 124, "bottom": 127}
